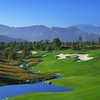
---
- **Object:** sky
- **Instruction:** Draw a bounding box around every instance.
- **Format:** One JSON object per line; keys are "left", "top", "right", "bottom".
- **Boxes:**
{"left": 0, "top": 0, "right": 100, "bottom": 27}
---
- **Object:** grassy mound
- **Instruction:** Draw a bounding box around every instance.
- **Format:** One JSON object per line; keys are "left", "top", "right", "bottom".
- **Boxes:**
{"left": 8, "top": 50, "right": 100, "bottom": 100}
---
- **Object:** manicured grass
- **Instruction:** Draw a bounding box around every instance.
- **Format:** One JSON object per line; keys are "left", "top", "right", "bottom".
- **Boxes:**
{"left": 8, "top": 50, "right": 100, "bottom": 100}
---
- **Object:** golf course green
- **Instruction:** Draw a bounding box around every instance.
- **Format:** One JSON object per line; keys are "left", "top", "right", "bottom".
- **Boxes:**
{"left": 8, "top": 50, "right": 100, "bottom": 100}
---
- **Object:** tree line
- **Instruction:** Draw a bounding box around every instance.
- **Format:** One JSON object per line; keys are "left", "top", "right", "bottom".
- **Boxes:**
{"left": 0, "top": 36, "right": 100, "bottom": 60}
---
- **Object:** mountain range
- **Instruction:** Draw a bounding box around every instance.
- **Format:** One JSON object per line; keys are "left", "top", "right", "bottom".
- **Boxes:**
{"left": 0, "top": 24, "right": 100, "bottom": 42}
{"left": 74, "top": 24, "right": 100, "bottom": 35}
{"left": 0, "top": 35, "right": 25, "bottom": 42}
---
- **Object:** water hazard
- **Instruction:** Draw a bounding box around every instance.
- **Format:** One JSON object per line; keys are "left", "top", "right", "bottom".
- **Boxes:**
{"left": 0, "top": 81, "right": 72, "bottom": 99}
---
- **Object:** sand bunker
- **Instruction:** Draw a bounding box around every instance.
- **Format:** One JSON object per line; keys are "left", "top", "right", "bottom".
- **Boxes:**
{"left": 17, "top": 51, "right": 37, "bottom": 54}
{"left": 31, "top": 51, "right": 37, "bottom": 54}
{"left": 56, "top": 53, "right": 93, "bottom": 61}
{"left": 76, "top": 54, "right": 93, "bottom": 61}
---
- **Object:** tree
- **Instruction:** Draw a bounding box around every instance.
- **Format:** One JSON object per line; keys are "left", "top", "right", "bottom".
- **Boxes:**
{"left": 3, "top": 49, "right": 9, "bottom": 58}
{"left": 22, "top": 45, "right": 32, "bottom": 59}
{"left": 39, "top": 40, "right": 45, "bottom": 50}
{"left": 52, "top": 38, "right": 62, "bottom": 50}
{"left": 79, "top": 35, "right": 82, "bottom": 42}
{"left": 78, "top": 35, "right": 83, "bottom": 49}
{"left": 33, "top": 41, "right": 40, "bottom": 50}
{"left": 45, "top": 45, "right": 52, "bottom": 51}
{"left": 98, "top": 37, "right": 100, "bottom": 44}
{"left": 44, "top": 39, "right": 50, "bottom": 45}
{"left": 71, "top": 42, "right": 77, "bottom": 50}
{"left": 8, "top": 51, "right": 17, "bottom": 60}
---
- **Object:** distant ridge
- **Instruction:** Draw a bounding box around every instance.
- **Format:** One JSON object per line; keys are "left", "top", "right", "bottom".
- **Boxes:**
{"left": 0, "top": 35, "right": 25, "bottom": 42}
{"left": 74, "top": 24, "right": 100, "bottom": 35}
{"left": 0, "top": 24, "right": 100, "bottom": 42}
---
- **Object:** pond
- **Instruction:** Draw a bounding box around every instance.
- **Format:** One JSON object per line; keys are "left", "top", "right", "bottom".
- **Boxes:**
{"left": 0, "top": 63, "right": 72, "bottom": 99}
{"left": 0, "top": 81, "right": 72, "bottom": 99}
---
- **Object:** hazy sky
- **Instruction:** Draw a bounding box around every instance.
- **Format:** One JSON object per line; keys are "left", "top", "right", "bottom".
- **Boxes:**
{"left": 0, "top": 0, "right": 100, "bottom": 27}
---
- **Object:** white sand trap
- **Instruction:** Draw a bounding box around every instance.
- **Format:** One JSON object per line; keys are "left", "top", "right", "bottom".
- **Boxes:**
{"left": 56, "top": 53, "right": 66, "bottom": 59}
{"left": 77, "top": 54, "right": 93, "bottom": 61}
{"left": 31, "top": 51, "right": 37, "bottom": 54}
{"left": 56, "top": 53, "right": 93, "bottom": 61}
{"left": 17, "top": 51, "right": 22, "bottom": 53}
{"left": 17, "top": 51, "right": 37, "bottom": 54}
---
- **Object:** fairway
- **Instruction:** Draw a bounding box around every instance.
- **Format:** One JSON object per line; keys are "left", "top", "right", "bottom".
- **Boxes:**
{"left": 8, "top": 50, "right": 100, "bottom": 100}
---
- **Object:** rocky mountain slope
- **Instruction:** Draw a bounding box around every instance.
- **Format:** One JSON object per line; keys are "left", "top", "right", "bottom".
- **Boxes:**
{"left": 0, "top": 24, "right": 99, "bottom": 42}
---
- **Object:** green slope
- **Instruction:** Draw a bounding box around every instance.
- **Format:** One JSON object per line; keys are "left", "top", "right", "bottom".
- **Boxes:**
{"left": 8, "top": 50, "right": 100, "bottom": 100}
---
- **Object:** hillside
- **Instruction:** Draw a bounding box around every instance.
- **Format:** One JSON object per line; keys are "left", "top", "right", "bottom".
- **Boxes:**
{"left": 75, "top": 24, "right": 100, "bottom": 35}
{"left": 0, "top": 35, "right": 25, "bottom": 42}
{"left": 0, "top": 24, "right": 100, "bottom": 42}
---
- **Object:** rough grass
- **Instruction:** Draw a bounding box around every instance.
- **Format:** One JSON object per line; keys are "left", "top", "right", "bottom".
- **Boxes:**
{"left": 0, "top": 60, "right": 55, "bottom": 85}
{"left": 8, "top": 50, "right": 100, "bottom": 100}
